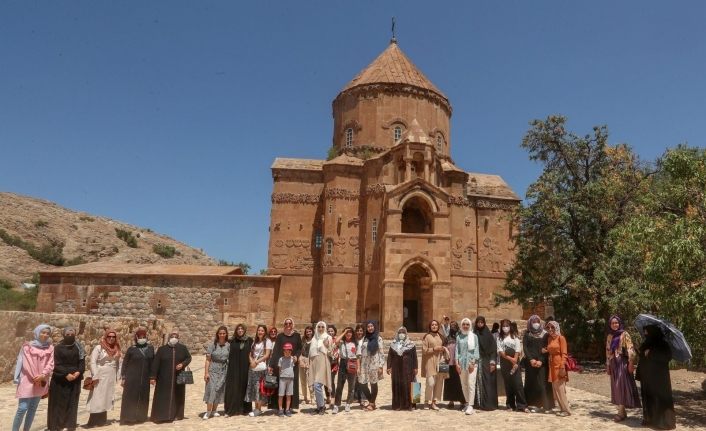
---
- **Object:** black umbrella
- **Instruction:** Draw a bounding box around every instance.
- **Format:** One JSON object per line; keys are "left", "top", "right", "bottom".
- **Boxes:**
{"left": 634, "top": 314, "right": 692, "bottom": 363}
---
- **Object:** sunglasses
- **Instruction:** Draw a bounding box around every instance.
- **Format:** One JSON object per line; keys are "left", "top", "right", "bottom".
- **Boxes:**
{"left": 107, "top": 336, "right": 116, "bottom": 339}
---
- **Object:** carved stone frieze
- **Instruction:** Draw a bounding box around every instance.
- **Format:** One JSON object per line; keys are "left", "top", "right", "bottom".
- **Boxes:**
{"left": 447, "top": 195, "right": 517, "bottom": 210}
{"left": 365, "top": 184, "right": 388, "bottom": 196}
{"left": 271, "top": 193, "right": 321, "bottom": 204}
{"left": 325, "top": 188, "right": 359, "bottom": 200}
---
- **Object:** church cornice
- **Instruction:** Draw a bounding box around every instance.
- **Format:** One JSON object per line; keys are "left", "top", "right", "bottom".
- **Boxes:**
{"left": 448, "top": 195, "right": 520, "bottom": 210}
{"left": 333, "top": 83, "right": 452, "bottom": 117}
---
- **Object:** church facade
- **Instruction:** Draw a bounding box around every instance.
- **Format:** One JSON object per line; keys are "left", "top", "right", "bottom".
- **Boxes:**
{"left": 268, "top": 40, "right": 521, "bottom": 332}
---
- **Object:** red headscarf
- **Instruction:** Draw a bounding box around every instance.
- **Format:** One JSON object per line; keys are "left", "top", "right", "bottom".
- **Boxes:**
{"left": 100, "top": 329, "right": 121, "bottom": 358}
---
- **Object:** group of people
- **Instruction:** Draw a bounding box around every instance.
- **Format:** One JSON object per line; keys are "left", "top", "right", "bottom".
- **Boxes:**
{"left": 11, "top": 315, "right": 677, "bottom": 431}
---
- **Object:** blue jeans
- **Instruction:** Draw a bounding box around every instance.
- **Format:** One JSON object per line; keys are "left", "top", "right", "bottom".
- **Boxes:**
{"left": 313, "top": 382, "right": 326, "bottom": 408}
{"left": 13, "top": 397, "right": 40, "bottom": 431}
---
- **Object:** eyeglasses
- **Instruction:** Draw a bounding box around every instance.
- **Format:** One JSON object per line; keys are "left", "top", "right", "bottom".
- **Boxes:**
{"left": 285, "top": 321, "right": 293, "bottom": 326}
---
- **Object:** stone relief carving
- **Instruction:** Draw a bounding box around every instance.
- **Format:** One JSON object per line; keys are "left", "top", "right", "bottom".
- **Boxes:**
{"left": 365, "top": 184, "right": 388, "bottom": 196}
{"left": 447, "top": 196, "right": 517, "bottom": 210}
{"left": 478, "top": 237, "right": 509, "bottom": 273}
{"left": 325, "top": 188, "right": 359, "bottom": 200}
{"left": 348, "top": 217, "right": 360, "bottom": 227}
{"left": 272, "top": 237, "right": 316, "bottom": 270}
{"left": 271, "top": 192, "right": 321, "bottom": 204}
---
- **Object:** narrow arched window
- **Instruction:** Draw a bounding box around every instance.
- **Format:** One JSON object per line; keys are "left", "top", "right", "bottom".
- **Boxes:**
{"left": 315, "top": 231, "right": 323, "bottom": 249}
{"left": 436, "top": 134, "right": 443, "bottom": 152}
{"left": 326, "top": 239, "right": 333, "bottom": 255}
{"left": 372, "top": 218, "right": 378, "bottom": 242}
{"left": 394, "top": 126, "right": 402, "bottom": 141}
{"left": 345, "top": 128, "right": 353, "bottom": 148}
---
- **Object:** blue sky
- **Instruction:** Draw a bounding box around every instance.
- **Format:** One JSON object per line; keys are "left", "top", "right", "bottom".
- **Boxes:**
{"left": 1, "top": 1, "right": 705, "bottom": 272}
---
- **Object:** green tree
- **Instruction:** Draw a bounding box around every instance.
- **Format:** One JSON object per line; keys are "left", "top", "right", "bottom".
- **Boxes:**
{"left": 500, "top": 115, "right": 648, "bottom": 354}
{"left": 218, "top": 259, "right": 251, "bottom": 275}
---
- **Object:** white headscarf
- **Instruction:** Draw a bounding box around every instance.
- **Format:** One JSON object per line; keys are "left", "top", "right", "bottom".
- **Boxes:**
{"left": 460, "top": 318, "right": 476, "bottom": 351}
{"left": 309, "top": 321, "right": 331, "bottom": 358}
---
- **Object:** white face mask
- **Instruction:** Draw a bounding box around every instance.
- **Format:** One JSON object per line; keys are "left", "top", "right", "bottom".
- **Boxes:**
{"left": 502, "top": 326, "right": 511, "bottom": 334}
{"left": 168, "top": 337, "right": 178, "bottom": 346}
{"left": 137, "top": 338, "right": 147, "bottom": 345}
{"left": 398, "top": 333, "right": 406, "bottom": 341}
{"left": 532, "top": 323, "right": 541, "bottom": 330}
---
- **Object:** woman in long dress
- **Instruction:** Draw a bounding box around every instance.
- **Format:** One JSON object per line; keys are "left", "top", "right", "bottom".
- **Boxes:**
{"left": 246, "top": 325, "right": 273, "bottom": 416}
{"left": 522, "top": 315, "right": 554, "bottom": 412}
{"left": 268, "top": 318, "right": 303, "bottom": 410}
{"left": 13, "top": 324, "right": 54, "bottom": 431}
{"left": 47, "top": 326, "right": 84, "bottom": 431}
{"left": 473, "top": 316, "right": 498, "bottom": 411}
{"left": 421, "top": 319, "right": 446, "bottom": 410}
{"left": 606, "top": 315, "right": 641, "bottom": 422}
{"left": 85, "top": 328, "right": 121, "bottom": 427}
{"left": 308, "top": 321, "right": 332, "bottom": 414}
{"left": 150, "top": 330, "right": 192, "bottom": 423}
{"left": 386, "top": 327, "right": 417, "bottom": 411}
{"left": 637, "top": 324, "right": 676, "bottom": 430}
{"left": 203, "top": 326, "right": 230, "bottom": 419}
{"left": 358, "top": 320, "right": 385, "bottom": 411}
{"left": 497, "top": 318, "right": 528, "bottom": 412}
{"left": 443, "top": 321, "right": 465, "bottom": 409}
{"left": 224, "top": 323, "right": 252, "bottom": 416}
{"left": 545, "top": 321, "right": 571, "bottom": 416}
{"left": 298, "top": 325, "right": 314, "bottom": 405}
{"left": 119, "top": 328, "right": 153, "bottom": 425}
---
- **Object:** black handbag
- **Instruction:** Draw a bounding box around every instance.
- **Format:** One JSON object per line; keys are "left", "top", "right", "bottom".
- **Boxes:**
{"left": 264, "top": 373, "right": 278, "bottom": 389}
{"left": 176, "top": 367, "right": 194, "bottom": 385}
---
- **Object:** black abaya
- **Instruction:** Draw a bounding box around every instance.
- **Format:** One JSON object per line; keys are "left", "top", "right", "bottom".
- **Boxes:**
{"left": 47, "top": 343, "right": 84, "bottom": 431}
{"left": 443, "top": 340, "right": 465, "bottom": 403}
{"left": 637, "top": 335, "right": 676, "bottom": 430}
{"left": 474, "top": 324, "right": 498, "bottom": 410}
{"left": 120, "top": 345, "right": 154, "bottom": 424}
{"left": 522, "top": 332, "right": 554, "bottom": 410}
{"left": 150, "top": 343, "right": 192, "bottom": 423}
{"left": 268, "top": 331, "right": 303, "bottom": 409}
{"left": 387, "top": 347, "right": 418, "bottom": 410}
{"left": 224, "top": 337, "right": 253, "bottom": 416}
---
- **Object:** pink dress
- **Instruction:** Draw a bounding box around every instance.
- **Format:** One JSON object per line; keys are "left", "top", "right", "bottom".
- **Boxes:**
{"left": 15, "top": 343, "right": 55, "bottom": 399}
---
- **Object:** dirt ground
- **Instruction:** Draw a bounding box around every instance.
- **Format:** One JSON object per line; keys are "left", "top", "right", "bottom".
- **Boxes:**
{"left": 568, "top": 362, "right": 706, "bottom": 428}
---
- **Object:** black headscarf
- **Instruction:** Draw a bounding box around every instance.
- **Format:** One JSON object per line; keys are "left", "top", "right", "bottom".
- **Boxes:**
{"left": 640, "top": 324, "right": 667, "bottom": 352}
{"left": 365, "top": 320, "right": 379, "bottom": 354}
{"left": 474, "top": 316, "right": 496, "bottom": 354}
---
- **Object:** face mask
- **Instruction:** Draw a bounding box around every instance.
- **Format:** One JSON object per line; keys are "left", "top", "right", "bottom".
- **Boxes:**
{"left": 532, "top": 323, "right": 541, "bottom": 330}
{"left": 168, "top": 337, "right": 178, "bottom": 346}
{"left": 137, "top": 338, "right": 147, "bottom": 345}
{"left": 502, "top": 326, "right": 511, "bottom": 334}
{"left": 64, "top": 335, "right": 75, "bottom": 344}
{"left": 398, "top": 333, "right": 406, "bottom": 341}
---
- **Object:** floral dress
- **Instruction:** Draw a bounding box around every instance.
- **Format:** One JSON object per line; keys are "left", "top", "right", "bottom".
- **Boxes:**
{"left": 357, "top": 336, "right": 385, "bottom": 385}
{"left": 203, "top": 342, "right": 230, "bottom": 404}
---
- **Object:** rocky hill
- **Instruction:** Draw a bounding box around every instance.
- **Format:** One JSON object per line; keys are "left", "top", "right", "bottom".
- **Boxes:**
{"left": 0, "top": 192, "right": 216, "bottom": 286}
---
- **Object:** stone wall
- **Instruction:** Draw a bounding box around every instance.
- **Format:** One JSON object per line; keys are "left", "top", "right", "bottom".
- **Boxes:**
{"left": 0, "top": 311, "right": 165, "bottom": 383}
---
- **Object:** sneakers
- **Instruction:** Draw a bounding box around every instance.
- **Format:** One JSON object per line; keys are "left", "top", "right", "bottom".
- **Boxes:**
{"left": 278, "top": 409, "right": 285, "bottom": 417}
{"left": 285, "top": 409, "right": 293, "bottom": 417}
{"left": 201, "top": 412, "right": 210, "bottom": 420}
{"left": 211, "top": 412, "right": 220, "bottom": 417}
{"left": 465, "top": 406, "right": 475, "bottom": 415}
{"left": 461, "top": 404, "right": 468, "bottom": 413}
{"left": 344, "top": 403, "right": 351, "bottom": 413}
{"left": 332, "top": 405, "right": 339, "bottom": 414}
{"left": 248, "top": 410, "right": 261, "bottom": 417}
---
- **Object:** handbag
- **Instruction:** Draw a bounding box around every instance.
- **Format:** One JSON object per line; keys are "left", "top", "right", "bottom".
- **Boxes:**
{"left": 346, "top": 358, "right": 358, "bottom": 375}
{"left": 264, "top": 373, "right": 278, "bottom": 389}
{"left": 176, "top": 367, "right": 194, "bottom": 385}
{"left": 259, "top": 375, "right": 276, "bottom": 396}
{"left": 82, "top": 376, "right": 99, "bottom": 390}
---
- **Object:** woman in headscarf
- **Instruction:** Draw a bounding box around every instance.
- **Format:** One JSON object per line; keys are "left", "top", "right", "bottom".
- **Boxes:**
{"left": 268, "top": 318, "right": 303, "bottom": 410}
{"left": 636, "top": 324, "right": 676, "bottom": 430}
{"left": 47, "top": 326, "right": 84, "bottom": 431}
{"left": 357, "top": 320, "right": 385, "bottom": 411}
{"left": 386, "top": 327, "right": 417, "bottom": 411}
{"left": 202, "top": 325, "right": 230, "bottom": 419}
{"left": 85, "top": 328, "right": 121, "bottom": 427}
{"left": 473, "top": 316, "right": 498, "bottom": 411}
{"left": 545, "top": 321, "right": 570, "bottom": 416}
{"left": 522, "top": 315, "right": 554, "bottom": 412}
{"left": 298, "top": 325, "right": 314, "bottom": 405}
{"left": 119, "top": 328, "right": 154, "bottom": 425}
{"left": 308, "top": 321, "right": 332, "bottom": 414}
{"left": 443, "top": 321, "right": 465, "bottom": 410}
{"left": 421, "top": 319, "right": 447, "bottom": 410}
{"left": 224, "top": 323, "right": 252, "bottom": 416}
{"left": 497, "top": 319, "right": 528, "bottom": 412}
{"left": 455, "top": 318, "right": 479, "bottom": 415}
{"left": 150, "top": 329, "right": 192, "bottom": 423}
{"left": 13, "top": 324, "right": 54, "bottom": 431}
{"left": 606, "top": 315, "right": 641, "bottom": 422}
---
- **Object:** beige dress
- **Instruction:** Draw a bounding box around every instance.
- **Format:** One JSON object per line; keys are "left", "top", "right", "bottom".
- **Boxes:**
{"left": 309, "top": 336, "right": 332, "bottom": 389}
{"left": 421, "top": 333, "right": 444, "bottom": 378}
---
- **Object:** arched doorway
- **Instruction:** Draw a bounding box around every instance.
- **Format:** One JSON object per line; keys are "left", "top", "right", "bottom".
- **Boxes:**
{"left": 401, "top": 195, "right": 433, "bottom": 233}
{"left": 402, "top": 264, "right": 432, "bottom": 332}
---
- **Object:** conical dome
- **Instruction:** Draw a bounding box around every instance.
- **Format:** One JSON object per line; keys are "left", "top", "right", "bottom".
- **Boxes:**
{"left": 341, "top": 41, "right": 447, "bottom": 101}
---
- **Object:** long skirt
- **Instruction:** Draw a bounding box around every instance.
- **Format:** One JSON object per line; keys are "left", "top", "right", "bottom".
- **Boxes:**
{"left": 474, "top": 358, "right": 498, "bottom": 410}
{"left": 524, "top": 364, "right": 553, "bottom": 410}
{"left": 609, "top": 355, "right": 641, "bottom": 408}
{"left": 47, "top": 378, "right": 81, "bottom": 430}
{"left": 245, "top": 369, "right": 268, "bottom": 404}
{"left": 443, "top": 365, "right": 465, "bottom": 403}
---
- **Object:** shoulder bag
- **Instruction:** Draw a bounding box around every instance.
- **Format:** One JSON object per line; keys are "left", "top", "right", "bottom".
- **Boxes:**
{"left": 176, "top": 366, "right": 194, "bottom": 385}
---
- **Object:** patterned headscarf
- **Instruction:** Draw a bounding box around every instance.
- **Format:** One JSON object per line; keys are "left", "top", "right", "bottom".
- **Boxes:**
{"left": 527, "top": 315, "right": 546, "bottom": 338}
{"left": 546, "top": 321, "right": 561, "bottom": 337}
{"left": 100, "top": 328, "right": 121, "bottom": 358}
{"left": 390, "top": 327, "right": 416, "bottom": 356}
{"left": 608, "top": 315, "right": 625, "bottom": 353}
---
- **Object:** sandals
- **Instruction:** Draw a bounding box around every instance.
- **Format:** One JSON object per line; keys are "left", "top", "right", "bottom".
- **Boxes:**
{"left": 365, "top": 403, "right": 377, "bottom": 411}
{"left": 613, "top": 414, "right": 627, "bottom": 422}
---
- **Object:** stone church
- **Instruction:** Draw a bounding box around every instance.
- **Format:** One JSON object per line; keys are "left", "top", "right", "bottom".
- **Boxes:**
{"left": 269, "top": 40, "right": 521, "bottom": 332}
